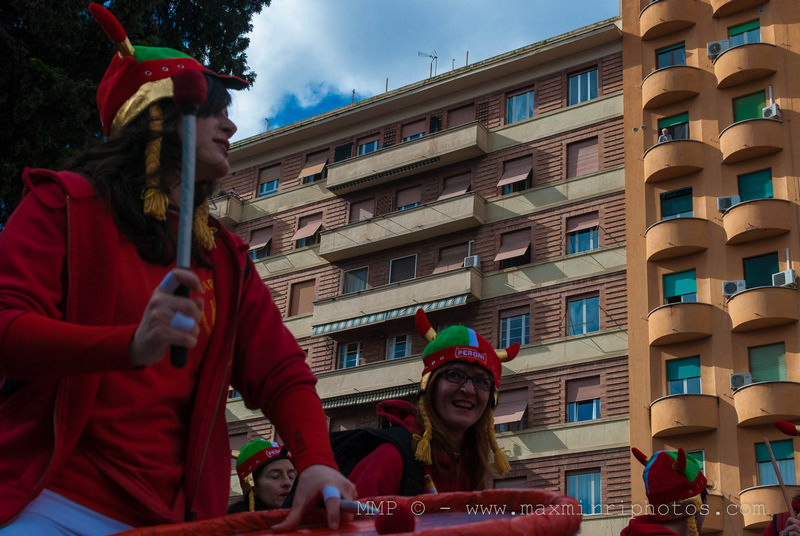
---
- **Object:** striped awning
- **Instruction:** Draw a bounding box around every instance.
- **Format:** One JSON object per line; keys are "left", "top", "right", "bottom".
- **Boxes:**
{"left": 322, "top": 383, "right": 419, "bottom": 409}
{"left": 312, "top": 294, "right": 469, "bottom": 336}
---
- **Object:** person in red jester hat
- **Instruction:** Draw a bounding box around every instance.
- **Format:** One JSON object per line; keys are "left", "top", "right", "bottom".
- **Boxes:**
{"left": 621, "top": 448, "right": 708, "bottom": 536}
{"left": 348, "top": 308, "right": 520, "bottom": 498}
{"left": 0, "top": 4, "right": 352, "bottom": 535}
{"left": 228, "top": 440, "right": 296, "bottom": 514}
{"left": 761, "top": 422, "right": 800, "bottom": 536}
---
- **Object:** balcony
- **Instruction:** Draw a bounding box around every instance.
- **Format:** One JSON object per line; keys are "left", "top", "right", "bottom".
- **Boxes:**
{"left": 702, "top": 493, "right": 724, "bottom": 533}
{"left": 714, "top": 43, "right": 779, "bottom": 89}
{"left": 311, "top": 268, "right": 481, "bottom": 336}
{"left": 720, "top": 119, "right": 782, "bottom": 164}
{"left": 740, "top": 485, "right": 800, "bottom": 529}
{"left": 648, "top": 302, "right": 713, "bottom": 346}
{"left": 643, "top": 139, "right": 704, "bottom": 183}
{"left": 639, "top": 0, "right": 696, "bottom": 41}
{"left": 319, "top": 193, "right": 486, "bottom": 261}
{"left": 646, "top": 217, "right": 709, "bottom": 262}
{"left": 722, "top": 198, "right": 793, "bottom": 245}
{"left": 325, "top": 122, "right": 490, "bottom": 194}
{"left": 728, "top": 286, "right": 798, "bottom": 332}
{"left": 650, "top": 394, "right": 718, "bottom": 437}
{"left": 711, "top": 0, "right": 768, "bottom": 18}
{"left": 208, "top": 191, "right": 243, "bottom": 228}
{"left": 734, "top": 381, "right": 800, "bottom": 426}
{"left": 642, "top": 66, "right": 701, "bottom": 109}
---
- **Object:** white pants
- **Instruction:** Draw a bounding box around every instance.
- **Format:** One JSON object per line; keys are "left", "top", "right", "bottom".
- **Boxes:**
{"left": 0, "top": 489, "right": 134, "bottom": 536}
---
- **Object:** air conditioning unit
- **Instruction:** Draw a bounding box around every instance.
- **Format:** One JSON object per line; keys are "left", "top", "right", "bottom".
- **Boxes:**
{"left": 717, "top": 195, "right": 741, "bottom": 212}
{"left": 707, "top": 39, "right": 730, "bottom": 58}
{"left": 730, "top": 372, "right": 752, "bottom": 390}
{"left": 772, "top": 269, "right": 797, "bottom": 288}
{"left": 763, "top": 103, "right": 781, "bottom": 120}
{"left": 463, "top": 255, "right": 480, "bottom": 268}
{"left": 722, "top": 280, "right": 746, "bottom": 297}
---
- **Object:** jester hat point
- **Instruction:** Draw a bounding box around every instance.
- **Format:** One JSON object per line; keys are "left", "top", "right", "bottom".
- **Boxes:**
{"left": 775, "top": 420, "right": 800, "bottom": 437}
{"left": 632, "top": 447, "right": 707, "bottom": 507}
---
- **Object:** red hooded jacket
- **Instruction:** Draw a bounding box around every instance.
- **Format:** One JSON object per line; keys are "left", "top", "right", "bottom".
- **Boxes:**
{"left": 620, "top": 515, "right": 681, "bottom": 535}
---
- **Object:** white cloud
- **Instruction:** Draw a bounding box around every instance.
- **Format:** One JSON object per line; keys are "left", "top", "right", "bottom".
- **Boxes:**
{"left": 229, "top": 0, "right": 619, "bottom": 141}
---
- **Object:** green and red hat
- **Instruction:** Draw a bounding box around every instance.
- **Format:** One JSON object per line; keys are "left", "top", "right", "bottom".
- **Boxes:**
{"left": 235, "top": 439, "right": 290, "bottom": 497}
{"left": 89, "top": 2, "right": 248, "bottom": 137}
{"left": 632, "top": 447, "right": 707, "bottom": 507}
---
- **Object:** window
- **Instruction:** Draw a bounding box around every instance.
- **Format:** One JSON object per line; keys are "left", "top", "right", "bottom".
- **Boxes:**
{"left": 567, "top": 212, "right": 599, "bottom": 253}
{"left": 387, "top": 335, "right": 411, "bottom": 360}
{"left": 738, "top": 169, "right": 773, "bottom": 202}
{"left": 661, "top": 188, "right": 693, "bottom": 219}
{"left": 507, "top": 90, "right": 534, "bottom": 124}
{"left": 497, "top": 157, "right": 532, "bottom": 194}
{"left": 298, "top": 150, "right": 328, "bottom": 183}
{"left": 494, "top": 388, "right": 529, "bottom": 433}
{"left": 333, "top": 142, "right": 353, "bottom": 162}
{"left": 357, "top": 135, "right": 380, "bottom": 155}
{"left": 757, "top": 440, "right": 796, "bottom": 486}
{"left": 339, "top": 342, "right": 361, "bottom": 369}
{"left": 567, "top": 137, "right": 599, "bottom": 178}
{"left": 248, "top": 227, "right": 272, "bottom": 261}
{"left": 401, "top": 119, "right": 426, "bottom": 142}
{"left": 749, "top": 342, "right": 787, "bottom": 382}
{"left": 291, "top": 213, "right": 322, "bottom": 248}
{"left": 288, "top": 280, "right": 315, "bottom": 317}
{"left": 663, "top": 269, "right": 697, "bottom": 304}
{"left": 729, "top": 20, "right": 760, "bottom": 47}
{"left": 499, "top": 308, "right": 530, "bottom": 347}
{"left": 568, "top": 69, "right": 598, "bottom": 105}
{"left": 349, "top": 199, "right": 374, "bottom": 223}
{"left": 389, "top": 255, "right": 416, "bottom": 283}
{"left": 342, "top": 267, "right": 368, "bottom": 294}
{"left": 448, "top": 104, "right": 474, "bottom": 128}
{"left": 567, "top": 294, "right": 599, "bottom": 335}
{"left": 433, "top": 243, "right": 470, "bottom": 274}
{"left": 257, "top": 164, "right": 280, "bottom": 197}
{"left": 656, "top": 43, "right": 686, "bottom": 69}
{"left": 438, "top": 172, "right": 471, "bottom": 200}
{"left": 567, "top": 470, "right": 601, "bottom": 515}
{"left": 667, "top": 356, "right": 701, "bottom": 395}
{"left": 743, "top": 251, "right": 779, "bottom": 289}
{"left": 567, "top": 376, "right": 601, "bottom": 422}
{"left": 494, "top": 230, "right": 531, "bottom": 269}
{"left": 733, "top": 91, "right": 766, "bottom": 122}
{"left": 687, "top": 450, "right": 705, "bottom": 474}
{"left": 396, "top": 186, "right": 421, "bottom": 211}
{"left": 658, "top": 113, "right": 689, "bottom": 141}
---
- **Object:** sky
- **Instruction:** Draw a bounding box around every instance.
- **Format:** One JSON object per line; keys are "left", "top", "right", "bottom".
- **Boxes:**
{"left": 228, "top": 0, "right": 621, "bottom": 143}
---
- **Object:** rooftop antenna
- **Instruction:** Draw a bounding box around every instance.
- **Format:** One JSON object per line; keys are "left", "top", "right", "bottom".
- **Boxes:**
{"left": 418, "top": 49, "right": 438, "bottom": 77}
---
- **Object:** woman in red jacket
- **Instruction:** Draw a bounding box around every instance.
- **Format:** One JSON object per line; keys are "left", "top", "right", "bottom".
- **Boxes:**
{"left": 0, "top": 4, "right": 352, "bottom": 535}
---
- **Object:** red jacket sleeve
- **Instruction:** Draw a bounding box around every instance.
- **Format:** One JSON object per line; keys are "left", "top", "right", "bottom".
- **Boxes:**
{"left": 348, "top": 443, "right": 403, "bottom": 499}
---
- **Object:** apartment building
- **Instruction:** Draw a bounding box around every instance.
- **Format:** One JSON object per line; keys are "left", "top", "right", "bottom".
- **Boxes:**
{"left": 218, "top": 18, "right": 630, "bottom": 534}
{"left": 623, "top": 0, "right": 800, "bottom": 533}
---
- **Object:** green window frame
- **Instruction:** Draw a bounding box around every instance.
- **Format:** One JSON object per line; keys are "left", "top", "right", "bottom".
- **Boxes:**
{"left": 661, "top": 188, "right": 693, "bottom": 219}
{"left": 667, "top": 356, "right": 701, "bottom": 395}
{"left": 663, "top": 269, "right": 697, "bottom": 304}
{"left": 658, "top": 112, "right": 689, "bottom": 140}
{"left": 687, "top": 450, "right": 705, "bottom": 473}
{"left": 656, "top": 43, "right": 686, "bottom": 69}
{"left": 729, "top": 20, "right": 760, "bottom": 47}
{"left": 733, "top": 91, "right": 766, "bottom": 122}
{"left": 743, "top": 251, "right": 779, "bottom": 288}
{"left": 738, "top": 169, "right": 773, "bottom": 202}
{"left": 749, "top": 342, "right": 787, "bottom": 383}
{"left": 756, "top": 439, "right": 796, "bottom": 486}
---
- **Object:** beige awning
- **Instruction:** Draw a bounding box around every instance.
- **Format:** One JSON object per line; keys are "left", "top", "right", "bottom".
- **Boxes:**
{"left": 297, "top": 150, "right": 328, "bottom": 179}
{"left": 497, "top": 158, "right": 532, "bottom": 187}
{"left": 290, "top": 214, "right": 323, "bottom": 241}
{"left": 494, "top": 388, "right": 529, "bottom": 425}
{"left": 493, "top": 231, "right": 530, "bottom": 261}
{"left": 248, "top": 227, "right": 273, "bottom": 250}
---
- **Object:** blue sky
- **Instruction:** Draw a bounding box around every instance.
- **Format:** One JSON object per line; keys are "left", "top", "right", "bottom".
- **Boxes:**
{"left": 229, "top": 0, "right": 621, "bottom": 142}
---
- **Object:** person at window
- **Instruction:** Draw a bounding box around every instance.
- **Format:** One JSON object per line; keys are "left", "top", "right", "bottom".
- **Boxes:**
{"left": 347, "top": 309, "right": 520, "bottom": 497}
{"left": 621, "top": 448, "right": 708, "bottom": 536}
{"left": 762, "top": 421, "right": 800, "bottom": 536}
{"left": 658, "top": 128, "right": 673, "bottom": 143}
{"left": 0, "top": 4, "right": 352, "bottom": 535}
{"left": 228, "top": 440, "right": 296, "bottom": 513}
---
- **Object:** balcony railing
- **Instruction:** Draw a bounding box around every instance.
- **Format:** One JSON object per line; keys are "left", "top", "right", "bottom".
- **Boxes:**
{"left": 645, "top": 217, "right": 708, "bottom": 261}
{"left": 719, "top": 119, "right": 782, "bottom": 164}
{"left": 208, "top": 191, "right": 243, "bottom": 228}
{"left": 641, "top": 66, "right": 701, "bottom": 109}
{"left": 733, "top": 381, "right": 800, "bottom": 426}
{"left": 643, "top": 139, "right": 704, "bottom": 183}
{"left": 650, "top": 394, "right": 718, "bottom": 437}
{"left": 728, "top": 286, "right": 798, "bottom": 332}
{"left": 711, "top": 0, "right": 768, "bottom": 18}
{"left": 714, "top": 43, "right": 778, "bottom": 88}
{"left": 325, "top": 122, "right": 490, "bottom": 194}
{"left": 639, "top": 0, "right": 696, "bottom": 40}
{"left": 740, "top": 485, "right": 800, "bottom": 529}
{"left": 648, "top": 302, "right": 713, "bottom": 346}
{"left": 722, "top": 198, "right": 792, "bottom": 245}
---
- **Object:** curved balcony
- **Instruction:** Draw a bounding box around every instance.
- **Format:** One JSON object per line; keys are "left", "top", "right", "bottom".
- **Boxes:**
{"left": 734, "top": 381, "right": 800, "bottom": 426}
{"left": 714, "top": 43, "right": 779, "bottom": 89}
{"left": 646, "top": 217, "right": 709, "bottom": 262}
{"left": 728, "top": 286, "right": 798, "bottom": 332}
{"left": 643, "top": 139, "right": 704, "bottom": 183}
{"left": 650, "top": 394, "right": 718, "bottom": 437}
{"left": 642, "top": 66, "right": 701, "bottom": 109}
{"left": 702, "top": 493, "right": 724, "bottom": 533}
{"left": 711, "top": 0, "right": 769, "bottom": 18}
{"left": 740, "top": 486, "right": 800, "bottom": 529}
{"left": 648, "top": 302, "right": 713, "bottom": 346}
{"left": 640, "top": 0, "right": 697, "bottom": 41}
{"left": 722, "top": 198, "right": 793, "bottom": 245}
{"left": 720, "top": 119, "right": 782, "bottom": 164}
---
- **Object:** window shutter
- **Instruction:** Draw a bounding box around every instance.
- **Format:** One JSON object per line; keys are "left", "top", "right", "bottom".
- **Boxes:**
{"left": 396, "top": 186, "right": 421, "bottom": 208}
{"left": 494, "top": 388, "right": 529, "bottom": 425}
{"left": 663, "top": 270, "right": 697, "bottom": 298}
{"left": 401, "top": 119, "right": 426, "bottom": 139}
{"left": 248, "top": 227, "right": 273, "bottom": 250}
{"left": 291, "top": 213, "right": 323, "bottom": 241}
{"left": 258, "top": 164, "right": 280, "bottom": 185}
{"left": 567, "top": 138, "right": 599, "bottom": 178}
{"left": 497, "top": 157, "right": 532, "bottom": 187}
{"left": 334, "top": 143, "right": 353, "bottom": 162}
{"left": 658, "top": 113, "right": 689, "bottom": 129}
{"left": 297, "top": 150, "right": 328, "bottom": 179}
{"left": 566, "top": 376, "right": 601, "bottom": 402}
{"left": 667, "top": 357, "right": 700, "bottom": 381}
{"left": 289, "top": 280, "right": 315, "bottom": 316}
{"left": 738, "top": 169, "right": 773, "bottom": 202}
{"left": 749, "top": 342, "right": 787, "bottom": 382}
{"left": 566, "top": 212, "right": 599, "bottom": 233}
{"left": 447, "top": 105, "right": 474, "bottom": 128}
{"left": 438, "top": 173, "right": 471, "bottom": 200}
{"left": 349, "top": 199, "right": 374, "bottom": 223}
